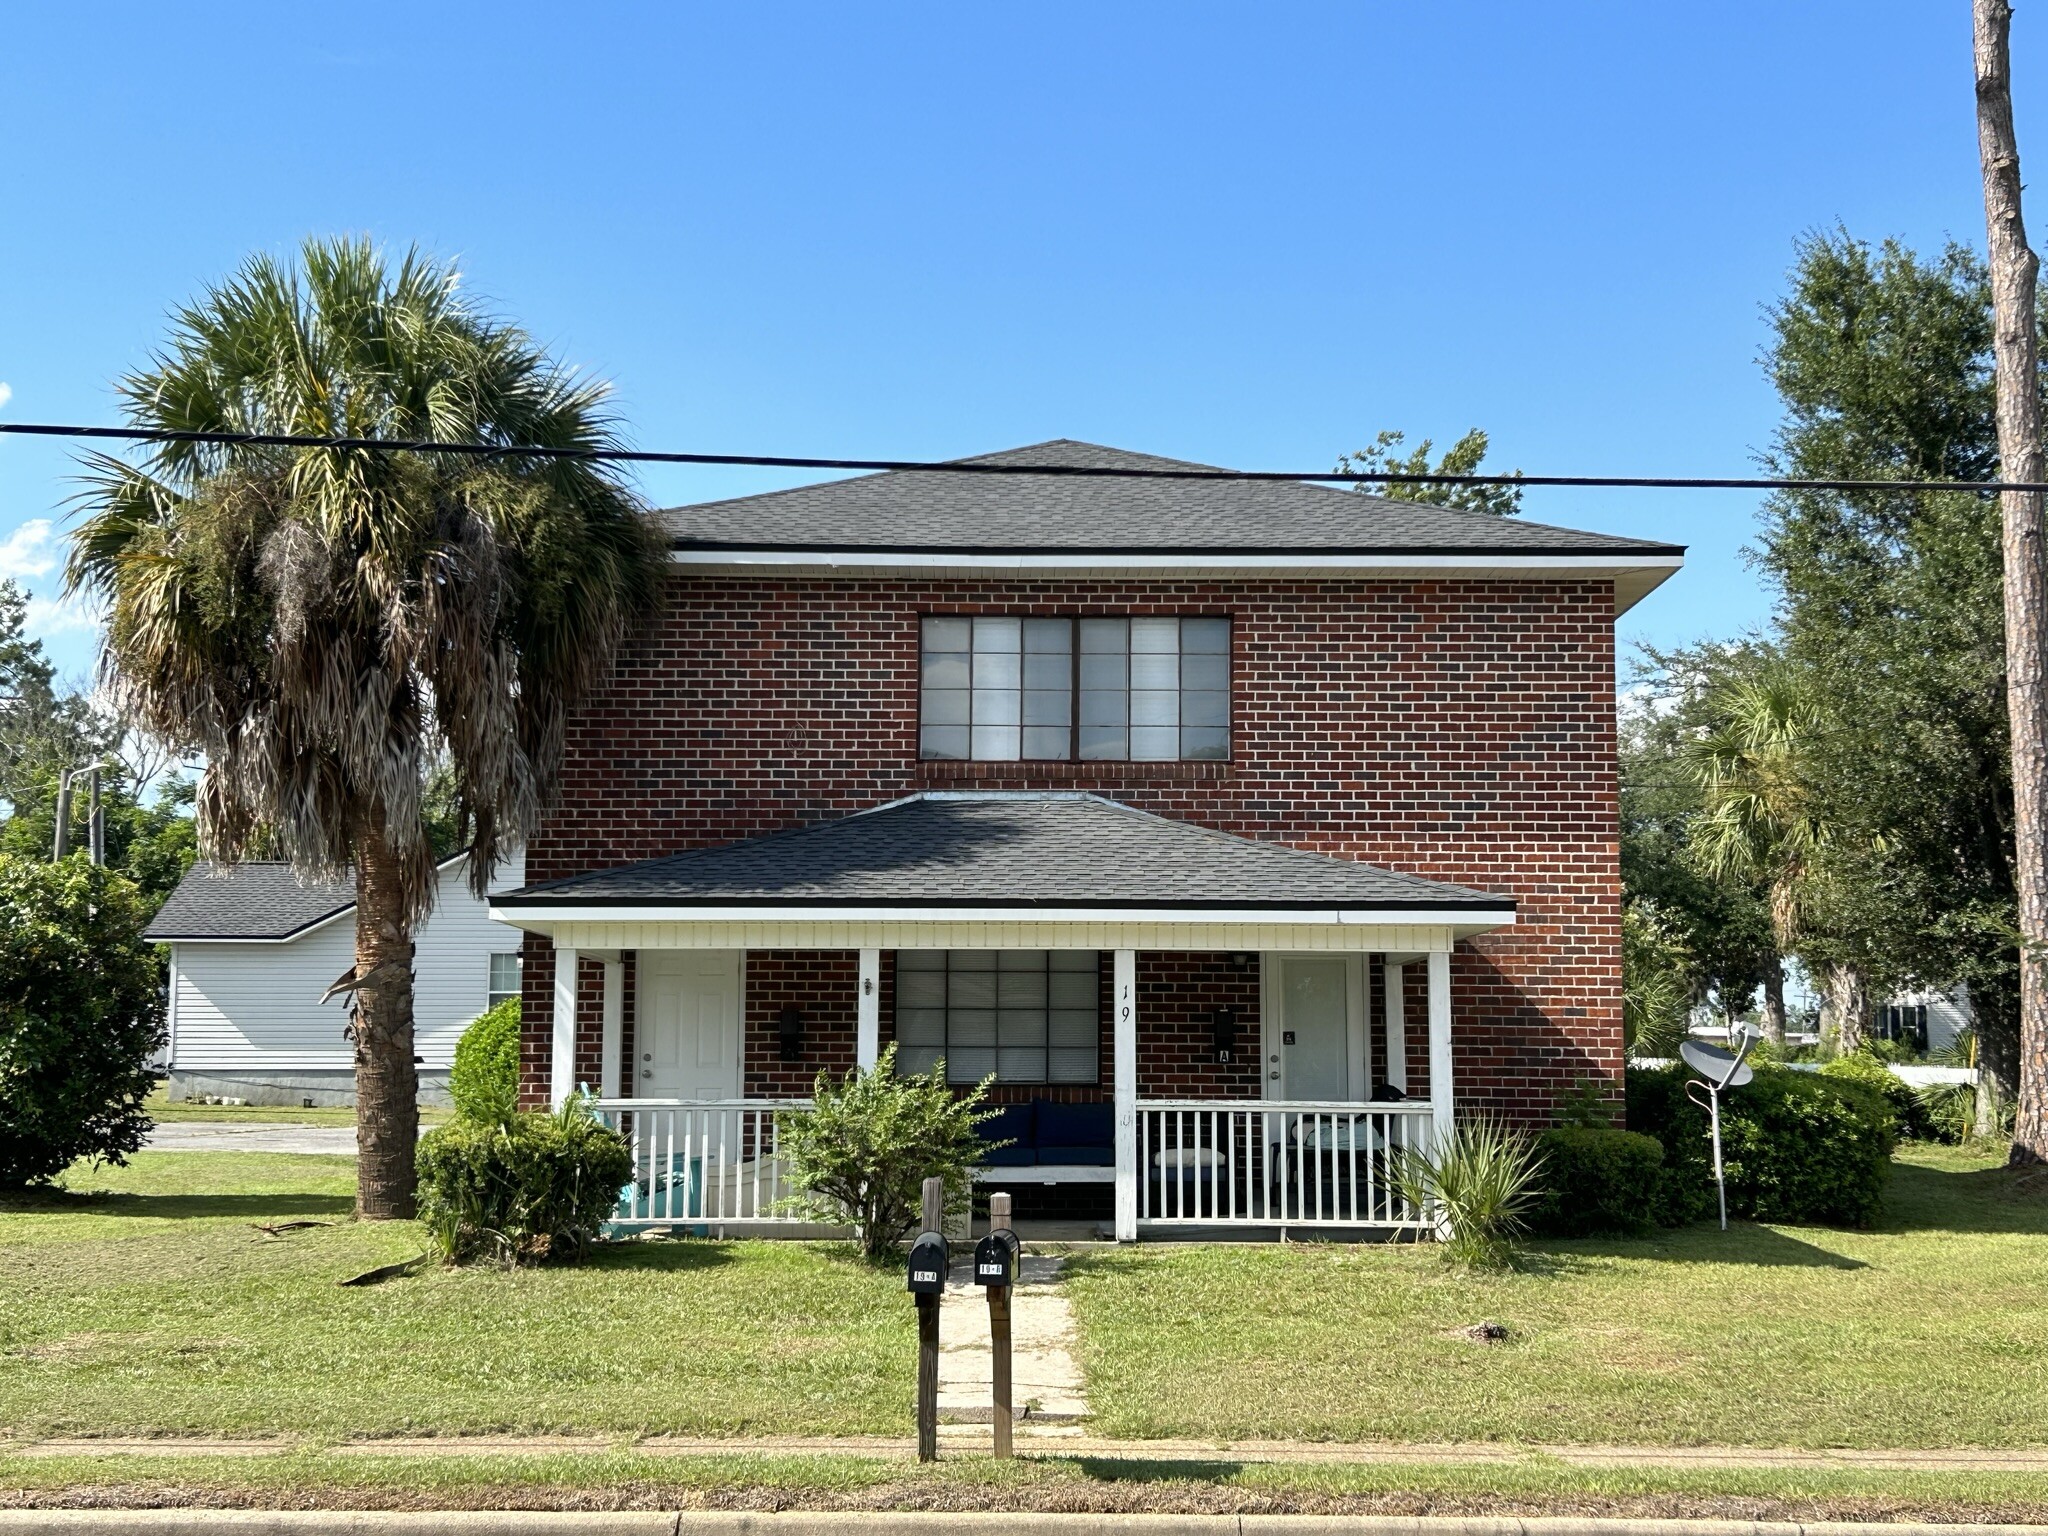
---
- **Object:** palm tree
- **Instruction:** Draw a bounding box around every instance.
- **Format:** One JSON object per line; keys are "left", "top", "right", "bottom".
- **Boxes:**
{"left": 67, "top": 239, "right": 663, "bottom": 1218}
{"left": 1682, "top": 658, "right": 1833, "bottom": 1049}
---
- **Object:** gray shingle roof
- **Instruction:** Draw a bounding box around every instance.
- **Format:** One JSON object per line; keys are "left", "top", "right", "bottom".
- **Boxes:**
{"left": 144, "top": 863, "right": 357, "bottom": 942}
{"left": 660, "top": 440, "right": 1682, "bottom": 558}
{"left": 498, "top": 793, "right": 1513, "bottom": 913}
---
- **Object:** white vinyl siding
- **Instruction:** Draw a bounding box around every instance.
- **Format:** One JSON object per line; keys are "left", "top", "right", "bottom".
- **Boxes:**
{"left": 167, "top": 850, "right": 526, "bottom": 1074}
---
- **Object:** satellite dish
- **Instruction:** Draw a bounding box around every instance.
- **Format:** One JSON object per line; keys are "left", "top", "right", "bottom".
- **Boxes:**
{"left": 1680, "top": 1038, "right": 1755, "bottom": 1089}
{"left": 1681, "top": 1025, "right": 1765, "bottom": 1231}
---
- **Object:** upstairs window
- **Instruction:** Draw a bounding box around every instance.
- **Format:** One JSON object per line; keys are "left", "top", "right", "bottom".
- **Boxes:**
{"left": 919, "top": 615, "right": 1229, "bottom": 761}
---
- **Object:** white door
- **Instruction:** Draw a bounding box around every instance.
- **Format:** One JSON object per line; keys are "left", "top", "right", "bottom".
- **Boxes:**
{"left": 638, "top": 951, "right": 743, "bottom": 1100}
{"left": 1272, "top": 956, "right": 1355, "bottom": 1102}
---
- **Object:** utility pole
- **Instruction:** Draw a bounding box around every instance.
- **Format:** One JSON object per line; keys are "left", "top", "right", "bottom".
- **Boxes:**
{"left": 52, "top": 769, "right": 73, "bottom": 861}
{"left": 1975, "top": 0, "right": 2048, "bottom": 1164}
{"left": 51, "top": 762, "right": 107, "bottom": 866}
{"left": 88, "top": 765, "right": 104, "bottom": 867}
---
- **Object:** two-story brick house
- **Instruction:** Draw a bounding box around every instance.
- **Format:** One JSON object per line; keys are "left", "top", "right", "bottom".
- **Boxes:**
{"left": 492, "top": 440, "right": 1683, "bottom": 1239}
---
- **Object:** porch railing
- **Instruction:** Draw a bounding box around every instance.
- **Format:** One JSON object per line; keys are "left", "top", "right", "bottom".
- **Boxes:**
{"left": 1136, "top": 1098, "right": 1435, "bottom": 1231}
{"left": 593, "top": 1098, "right": 814, "bottom": 1228}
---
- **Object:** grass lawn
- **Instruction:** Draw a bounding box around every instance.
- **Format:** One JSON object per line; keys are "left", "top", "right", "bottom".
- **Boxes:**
{"left": 5, "top": 1449, "right": 2048, "bottom": 1520}
{"left": 0, "top": 1152, "right": 910, "bottom": 1438}
{"left": 1064, "top": 1143, "right": 2048, "bottom": 1447}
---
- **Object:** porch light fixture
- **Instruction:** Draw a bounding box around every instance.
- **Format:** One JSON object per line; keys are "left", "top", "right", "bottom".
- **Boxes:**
{"left": 777, "top": 1006, "right": 806, "bottom": 1062}
{"left": 1228, "top": 952, "right": 1252, "bottom": 973}
{"left": 1209, "top": 1006, "right": 1239, "bottom": 1065}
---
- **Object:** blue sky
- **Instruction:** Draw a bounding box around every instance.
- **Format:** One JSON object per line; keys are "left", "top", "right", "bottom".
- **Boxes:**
{"left": 0, "top": 3, "right": 2027, "bottom": 683}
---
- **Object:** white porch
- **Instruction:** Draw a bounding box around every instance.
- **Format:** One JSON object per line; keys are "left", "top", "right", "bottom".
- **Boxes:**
{"left": 492, "top": 790, "right": 1512, "bottom": 1241}
{"left": 531, "top": 935, "right": 1468, "bottom": 1240}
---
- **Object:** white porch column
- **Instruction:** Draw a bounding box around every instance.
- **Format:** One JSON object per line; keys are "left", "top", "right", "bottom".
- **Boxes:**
{"left": 1385, "top": 962, "right": 1409, "bottom": 1092}
{"left": 1113, "top": 948, "right": 1138, "bottom": 1242}
{"left": 551, "top": 943, "right": 580, "bottom": 1109}
{"left": 1426, "top": 949, "right": 1454, "bottom": 1144}
{"left": 599, "top": 957, "right": 624, "bottom": 1100}
{"left": 856, "top": 947, "right": 881, "bottom": 1070}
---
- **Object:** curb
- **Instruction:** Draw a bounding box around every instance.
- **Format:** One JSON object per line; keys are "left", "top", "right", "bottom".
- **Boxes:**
{"left": 7, "top": 1517, "right": 2048, "bottom": 1536}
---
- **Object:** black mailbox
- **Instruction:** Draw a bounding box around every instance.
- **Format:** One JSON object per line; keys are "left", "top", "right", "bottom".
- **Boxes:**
{"left": 907, "top": 1231, "right": 948, "bottom": 1295}
{"left": 973, "top": 1229, "right": 1020, "bottom": 1288}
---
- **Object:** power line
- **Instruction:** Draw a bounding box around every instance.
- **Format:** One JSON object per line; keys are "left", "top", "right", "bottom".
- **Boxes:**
{"left": 0, "top": 421, "right": 2037, "bottom": 495}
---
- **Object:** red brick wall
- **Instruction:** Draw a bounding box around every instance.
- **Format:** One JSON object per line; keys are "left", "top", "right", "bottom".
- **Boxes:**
{"left": 743, "top": 950, "right": 860, "bottom": 1098}
{"left": 520, "top": 575, "right": 1623, "bottom": 1124}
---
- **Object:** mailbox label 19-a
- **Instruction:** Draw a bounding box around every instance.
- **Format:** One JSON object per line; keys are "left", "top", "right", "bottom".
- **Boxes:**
{"left": 912, "top": 1270, "right": 940, "bottom": 1285}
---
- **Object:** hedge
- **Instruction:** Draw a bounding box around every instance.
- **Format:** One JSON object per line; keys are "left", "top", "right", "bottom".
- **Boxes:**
{"left": 1626, "top": 1064, "right": 1894, "bottom": 1227}
{"left": 1526, "top": 1126, "right": 1666, "bottom": 1237}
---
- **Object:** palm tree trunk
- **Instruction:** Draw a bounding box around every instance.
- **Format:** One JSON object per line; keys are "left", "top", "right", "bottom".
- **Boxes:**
{"left": 353, "top": 823, "right": 419, "bottom": 1220}
{"left": 1761, "top": 954, "right": 1787, "bottom": 1048}
{"left": 1823, "top": 961, "right": 1868, "bottom": 1057}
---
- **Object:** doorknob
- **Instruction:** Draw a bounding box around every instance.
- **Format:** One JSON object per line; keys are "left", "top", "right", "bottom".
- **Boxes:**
{"left": 642, "top": 1067, "right": 652, "bottom": 1079}
{"left": 1269, "top": 1071, "right": 1280, "bottom": 1080}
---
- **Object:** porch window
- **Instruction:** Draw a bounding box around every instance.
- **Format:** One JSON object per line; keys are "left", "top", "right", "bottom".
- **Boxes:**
{"left": 893, "top": 950, "right": 1099, "bottom": 1084}
{"left": 919, "top": 616, "right": 1229, "bottom": 762}
{"left": 487, "top": 951, "right": 522, "bottom": 1009}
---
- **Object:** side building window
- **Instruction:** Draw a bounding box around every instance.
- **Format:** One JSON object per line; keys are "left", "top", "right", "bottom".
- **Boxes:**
{"left": 919, "top": 615, "right": 1229, "bottom": 762}
{"left": 487, "top": 951, "right": 522, "bottom": 1010}
{"left": 894, "top": 950, "right": 1099, "bottom": 1085}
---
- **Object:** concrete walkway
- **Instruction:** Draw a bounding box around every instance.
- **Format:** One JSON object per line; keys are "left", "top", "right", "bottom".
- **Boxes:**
{"left": 936, "top": 1251, "right": 1089, "bottom": 1424}
{"left": 144, "top": 1121, "right": 360, "bottom": 1154}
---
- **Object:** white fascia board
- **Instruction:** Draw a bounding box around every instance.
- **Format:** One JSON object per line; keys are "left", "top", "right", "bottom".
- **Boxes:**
{"left": 491, "top": 903, "right": 1516, "bottom": 928}
{"left": 667, "top": 548, "right": 1681, "bottom": 576}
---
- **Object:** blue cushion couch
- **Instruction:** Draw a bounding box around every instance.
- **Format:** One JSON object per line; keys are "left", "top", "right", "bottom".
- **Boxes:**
{"left": 975, "top": 1099, "right": 1114, "bottom": 1168}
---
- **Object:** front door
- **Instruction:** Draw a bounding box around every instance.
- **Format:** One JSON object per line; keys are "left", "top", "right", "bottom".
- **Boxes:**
{"left": 638, "top": 951, "right": 743, "bottom": 1100}
{"left": 1273, "top": 956, "right": 1355, "bottom": 1102}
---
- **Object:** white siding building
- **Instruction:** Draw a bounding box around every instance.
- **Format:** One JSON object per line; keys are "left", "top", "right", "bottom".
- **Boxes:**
{"left": 146, "top": 851, "right": 526, "bottom": 1106}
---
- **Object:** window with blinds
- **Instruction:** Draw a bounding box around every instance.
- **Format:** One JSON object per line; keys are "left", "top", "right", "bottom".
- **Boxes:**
{"left": 893, "top": 950, "right": 1100, "bottom": 1084}
{"left": 918, "top": 615, "right": 1230, "bottom": 762}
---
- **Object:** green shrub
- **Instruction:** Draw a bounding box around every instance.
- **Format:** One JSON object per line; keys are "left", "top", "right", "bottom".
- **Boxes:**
{"left": 0, "top": 858, "right": 166, "bottom": 1189}
{"left": 449, "top": 997, "right": 522, "bottom": 1125}
{"left": 775, "top": 1045, "right": 998, "bottom": 1260}
{"left": 1527, "top": 1126, "right": 1666, "bottom": 1237}
{"left": 414, "top": 1097, "right": 632, "bottom": 1265}
{"left": 1627, "top": 1064, "right": 1893, "bottom": 1227}
{"left": 1624, "top": 1066, "right": 1716, "bottom": 1226}
{"left": 1822, "top": 1050, "right": 1940, "bottom": 1142}
{"left": 1392, "top": 1117, "right": 1546, "bottom": 1269}
{"left": 1554, "top": 1076, "right": 1618, "bottom": 1129}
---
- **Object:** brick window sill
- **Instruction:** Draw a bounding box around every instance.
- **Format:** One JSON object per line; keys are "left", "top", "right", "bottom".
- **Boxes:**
{"left": 916, "top": 758, "right": 1233, "bottom": 785}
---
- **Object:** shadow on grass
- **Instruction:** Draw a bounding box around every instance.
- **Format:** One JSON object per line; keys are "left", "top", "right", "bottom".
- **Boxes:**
{"left": 0, "top": 1189, "right": 356, "bottom": 1222}
{"left": 1879, "top": 1159, "right": 2048, "bottom": 1237}
{"left": 586, "top": 1240, "right": 743, "bottom": 1274}
{"left": 1529, "top": 1221, "right": 1867, "bottom": 1270}
{"left": 1054, "top": 1456, "right": 1250, "bottom": 1484}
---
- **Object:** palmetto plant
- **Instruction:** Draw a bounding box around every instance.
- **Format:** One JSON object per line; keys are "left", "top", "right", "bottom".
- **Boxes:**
{"left": 1392, "top": 1117, "right": 1546, "bottom": 1269}
{"left": 66, "top": 239, "right": 663, "bottom": 1218}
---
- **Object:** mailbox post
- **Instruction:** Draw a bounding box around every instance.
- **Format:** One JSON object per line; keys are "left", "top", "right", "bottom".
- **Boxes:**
{"left": 973, "top": 1191, "right": 1021, "bottom": 1457}
{"left": 906, "top": 1176, "right": 947, "bottom": 1462}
